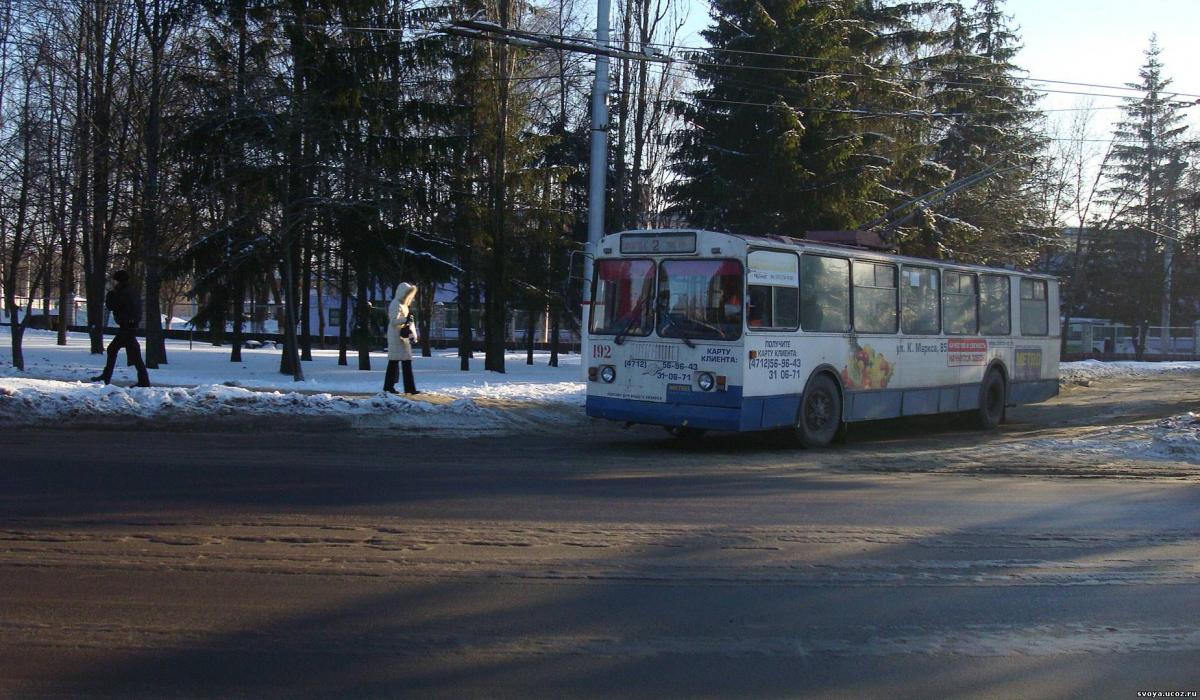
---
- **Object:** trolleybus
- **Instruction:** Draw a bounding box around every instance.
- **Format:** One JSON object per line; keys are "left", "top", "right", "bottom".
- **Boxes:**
{"left": 585, "top": 229, "right": 1060, "bottom": 446}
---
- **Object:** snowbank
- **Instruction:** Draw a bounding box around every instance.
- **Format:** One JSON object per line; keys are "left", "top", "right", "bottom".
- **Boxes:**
{"left": 0, "top": 328, "right": 586, "bottom": 432}
{"left": 1, "top": 328, "right": 585, "bottom": 398}
{"left": 1060, "top": 359, "right": 1200, "bottom": 385}
{"left": 0, "top": 377, "right": 586, "bottom": 433}
{"left": 994, "top": 412, "right": 1200, "bottom": 464}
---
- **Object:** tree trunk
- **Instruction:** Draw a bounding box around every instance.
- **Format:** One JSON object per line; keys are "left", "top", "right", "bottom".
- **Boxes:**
{"left": 208, "top": 288, "right": 227, "bottom": 346}
{"left": 141, "top": 36, "right": 167, "bottom": 367}
{"left": 418, "top": 279, "right": 434, "bottom": 358}
{"left": 484, "top": 0, "right": 512, "bottom": 374}
{"left": 337, "top": 254, "right": 349, "bottom": 366}
{"left": 86, "top": 0, "right": 113, "bottom": 355}
{"left": 278, "top": 3, "right": 306, "bottom": 381}
{"left": 299, "top": 130, "right": 316, "bottom": 361}
{"left": 6, "top": 68, "right": 37, "bottom": 370}
{"left": 316, "top": 235, "right": 326, "bottom": 349}
{"left": 613, "top": 0, "right": 633, "bottom": 229}
{"left": 40, "top": 49, "right": 73, "bottom": 347}
{"left": 549, "top": 304, "right": 560, "bottom": 367}
{"left": 526, "top": 304, "right": 535, "bottom": 365}
{"left": 458, "top": 261, "right": 472, "bottom": 370}
{"left": 230, "top": 276, "right": 244, "bottom": 362}
{"left": 57, "top": 246, "right": 75, "bottom": 344}
{"left": 280, "top": 254, "right": 303, "bottom": 380}
{"left": 354, "top": 261, "right": 371, "bottom": 371}
{"left": 630, "top": 0, "right": 650, "bottom": 226}
{"left": 300, "top": 225, "right": 313, "bottom": 361}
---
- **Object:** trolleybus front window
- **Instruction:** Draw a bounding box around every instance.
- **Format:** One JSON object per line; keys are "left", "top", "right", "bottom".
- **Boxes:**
{"left": 657, "top": 259, "right": 743, "bottom": 341}
{"left": 590, "top": 259, "right": 656, "bottom": 336}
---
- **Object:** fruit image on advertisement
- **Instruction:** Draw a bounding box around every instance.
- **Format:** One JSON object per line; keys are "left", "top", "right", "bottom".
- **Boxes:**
{"left": 841, "top": 343, "right": 894, "bottom": 389}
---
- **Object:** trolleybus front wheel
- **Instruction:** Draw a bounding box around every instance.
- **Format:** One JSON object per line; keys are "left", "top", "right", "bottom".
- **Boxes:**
{"left": 795, "top": 374, "right": 842, "bottom": 448}
{"left": 975, "top": 369, "right": 1007, "bottom": 430}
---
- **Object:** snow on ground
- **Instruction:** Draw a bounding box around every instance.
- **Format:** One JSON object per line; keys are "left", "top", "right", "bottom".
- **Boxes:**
{"left": 991, "top": 412, "right": 1200, "bottom": 464}
{"left": 1059, "top": 359, "right": 1200, "bottom": 385}
{"left": 0, "top": 328, "right": 585, "bottom": 431}
{"left": 2, "top": 328, "right": 1199, "bottom": 439}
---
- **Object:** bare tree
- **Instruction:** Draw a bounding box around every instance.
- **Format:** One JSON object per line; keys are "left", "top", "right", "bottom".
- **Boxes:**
{"left": 3, "top": 46, "right": 43, "bottom": 370}
{"left": 134, "top": 0, "right": 191, "bottom": 367}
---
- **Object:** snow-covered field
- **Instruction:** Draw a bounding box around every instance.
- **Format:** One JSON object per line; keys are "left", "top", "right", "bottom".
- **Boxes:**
{"left": 0, "top": 329, "right": 585, "bottom": 432}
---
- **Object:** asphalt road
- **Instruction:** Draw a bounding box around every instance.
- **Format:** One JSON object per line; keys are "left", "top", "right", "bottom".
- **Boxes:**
{"left": 1, "top": 376, "right": 1198, "bottom": 698}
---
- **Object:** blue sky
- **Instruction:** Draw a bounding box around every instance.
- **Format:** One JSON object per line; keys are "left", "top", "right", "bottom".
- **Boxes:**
{"left": 1005, "top": 0, "right": 1199, "bottom": 111}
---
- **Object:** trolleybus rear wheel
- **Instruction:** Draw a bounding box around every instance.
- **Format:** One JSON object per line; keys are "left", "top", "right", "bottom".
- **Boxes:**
{"left": 975, "top": 368, "right": 1006, "bottom": 430}
{"left": 665, "top": 425, "right": 707, "bottom": 440}
{"left": 795, "top": 374, "right": 842, "bottom": 448}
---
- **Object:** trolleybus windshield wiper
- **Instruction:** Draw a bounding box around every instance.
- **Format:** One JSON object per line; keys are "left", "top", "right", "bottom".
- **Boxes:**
{"left": 614, "top": 292, "right": 654, "bottom": 345}
{"left": 662, "top": 318, "right": 696, "bottom": 348}
{"left": 656, "top": 297, "right": 696, "bottom": 349}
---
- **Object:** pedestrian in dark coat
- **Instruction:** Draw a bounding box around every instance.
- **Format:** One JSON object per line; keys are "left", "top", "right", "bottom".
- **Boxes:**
{"left": 383, "top": 282, "right": 420, "bottom": 394}
{"left": 91, "top": 270, "right": 151, "bottom": 387}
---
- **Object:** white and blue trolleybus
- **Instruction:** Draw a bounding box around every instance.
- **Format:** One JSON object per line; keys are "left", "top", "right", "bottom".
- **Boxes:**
{"left": 585, "top": 229, "right": 1061, "bottom": 446}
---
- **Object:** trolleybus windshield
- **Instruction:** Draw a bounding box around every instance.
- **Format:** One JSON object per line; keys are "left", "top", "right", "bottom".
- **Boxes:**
{"left": 590, "top": 259, "right": 656, "bottom": 336}
{"left": 657, "top": 259, "right": 743, "bottom": 341}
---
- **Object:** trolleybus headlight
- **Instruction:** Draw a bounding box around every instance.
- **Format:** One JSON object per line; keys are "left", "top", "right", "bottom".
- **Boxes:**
{"left": 600, "top": 365, "right": 617, "bottom": 383}
{"left": 697, "top": 372, "right": 715, "bottom": 392}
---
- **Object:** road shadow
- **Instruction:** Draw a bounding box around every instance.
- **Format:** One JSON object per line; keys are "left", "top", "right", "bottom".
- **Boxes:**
{"left": 8, "top": 494, "right": 1199, "bottom": 698}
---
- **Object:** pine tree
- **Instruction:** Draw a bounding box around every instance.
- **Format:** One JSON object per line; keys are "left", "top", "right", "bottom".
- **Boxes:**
{"left": 917, "top": 0, "right": 1044, "bottom": 263}
{"left": 1094, "top": 36, "right": 1196, "bottom": 353}
{"left": 175, "top": 0, "right": 286, "bottom": 360}
{"left": 667, "top": 0, "right": 941, "bottom": 235}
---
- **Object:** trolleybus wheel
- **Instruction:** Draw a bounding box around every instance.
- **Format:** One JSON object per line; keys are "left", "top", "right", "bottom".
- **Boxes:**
{"left": 975, "top": 369, "right": 1006, "bottom": 430}
{"left": 665, "top": 425, "right": 707, "bottom": 440}
{"left": 796, "top": 374, "right": 841, "bottom": 448}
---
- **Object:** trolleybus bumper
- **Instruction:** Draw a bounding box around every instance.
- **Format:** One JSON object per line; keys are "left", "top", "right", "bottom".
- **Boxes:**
{"left": 586, "top": 389, "right": 800, "bottom": 433}
{"left": 587, "top": 395, "right": 743, "bottom": 432}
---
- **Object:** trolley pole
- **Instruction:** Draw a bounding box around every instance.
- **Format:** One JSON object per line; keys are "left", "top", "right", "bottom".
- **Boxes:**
{"left": 581, "top": 0, "right": 610, "bottom": 373}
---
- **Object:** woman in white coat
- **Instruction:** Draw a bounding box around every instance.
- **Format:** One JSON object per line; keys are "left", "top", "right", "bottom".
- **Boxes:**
{"left": 384, "top": 282, "right": 420, "bottom": 394}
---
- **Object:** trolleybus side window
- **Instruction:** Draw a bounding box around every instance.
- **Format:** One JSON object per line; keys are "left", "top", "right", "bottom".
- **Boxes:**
{"left": 852, "top": 260, "right": 898, "bottom": 334}
{"left": 747, "top": 250, "right": 800, "bottom": 330}
{"left": 1020, "top": 278, "right": 1049, "bottom": 336}
{"left": 901, "top": 265, "right": 940, "bottom": 335}
{"left": 590, "top": 258, "right": 655, "bottom": 336}
{"left": 658, "top": 259, "right": 743, "bottom": 341}
{"left": 979, "top": 274, "right": 1012, "bottom": 336}
{"left": 942, "top": 270, "right": 978, "bottom": 335}
{"left": 800, "top": 254, "right": 850, "bottom": 333}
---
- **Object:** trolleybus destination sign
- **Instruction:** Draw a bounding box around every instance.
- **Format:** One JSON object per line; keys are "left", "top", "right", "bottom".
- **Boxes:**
{"left": 620, "top": 232, "right": 696, "bottom": 254}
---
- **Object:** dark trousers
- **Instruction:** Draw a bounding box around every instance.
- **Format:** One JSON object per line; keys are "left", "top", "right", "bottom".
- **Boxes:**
{"left": 384, "top": 360, "right": 417, "bottom": 394}
{"left": 101, "top": 327, "right": 150, "bottom": 386}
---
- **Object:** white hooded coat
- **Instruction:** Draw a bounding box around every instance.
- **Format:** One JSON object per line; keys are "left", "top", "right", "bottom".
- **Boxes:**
{"left": 387, "top": 282, "right": 419, "bottom": 361}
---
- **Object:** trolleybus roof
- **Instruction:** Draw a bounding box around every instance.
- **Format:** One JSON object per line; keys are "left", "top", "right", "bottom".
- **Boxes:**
{"left": 607, "top": 228, "right": 1059, "bottom": 281}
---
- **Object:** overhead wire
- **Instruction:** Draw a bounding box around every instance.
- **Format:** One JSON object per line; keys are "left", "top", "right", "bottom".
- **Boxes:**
{"left": 324, "top": 19, "right": 1200, "bottom": 103}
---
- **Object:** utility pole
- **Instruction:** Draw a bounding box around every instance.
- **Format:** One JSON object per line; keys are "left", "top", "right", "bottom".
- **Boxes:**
{"left": 1159, "top": 151, "right": 1181, "bottom": 355}
{"left": 581, "top": 0, "right": 611, "bottom": 370}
